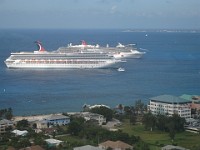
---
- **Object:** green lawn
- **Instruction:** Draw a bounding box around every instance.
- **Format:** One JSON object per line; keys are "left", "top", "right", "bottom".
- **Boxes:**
{"left": 120, "top": 120, "right": 200, "bottom": 150}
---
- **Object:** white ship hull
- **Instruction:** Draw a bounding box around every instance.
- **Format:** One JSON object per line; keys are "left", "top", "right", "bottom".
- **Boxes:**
{"left": 113, "top": 51, "right": 145, "bottom": 59}
{"left": 5, "top": 59, "right": 119, "bottom": 69}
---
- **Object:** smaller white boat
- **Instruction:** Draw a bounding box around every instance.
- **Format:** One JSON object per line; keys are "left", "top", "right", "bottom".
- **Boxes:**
{"left": 117, "top": 67, "right": 125, "bottom": 72}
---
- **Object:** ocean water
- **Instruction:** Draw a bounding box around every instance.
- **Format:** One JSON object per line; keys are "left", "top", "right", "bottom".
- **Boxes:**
{"left": 0, "top": 29, "right": 200, "bottom": 115}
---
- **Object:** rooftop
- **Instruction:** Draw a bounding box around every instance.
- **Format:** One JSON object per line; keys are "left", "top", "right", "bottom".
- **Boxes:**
{"left": 45, "top": 114, "right": 69, "bottom": 120}
{"left": 99, "top": 140, "right": 133, "bottom": 149}
{"left": 162, "top": 144, "right": 189, "bottom": 150}
{"left": 12, "top": 129, "right": 28, "bottom": 136}
{"left": 0, "top": 119, "right": 13, "bottom": 125}
{"left": 180, "top": 94, "right": 200, "bottom": 101}
{"left": 150, "top": 95, "right": 191, "bottom": 104}
{"left": 74, "top": 145, "right": 103, "bottom": 150}
{"left": 45, "top": 138, "right": 63, "bottom": 144}
{"left": 19, "top": 145, "right": 45, "bottom": 150}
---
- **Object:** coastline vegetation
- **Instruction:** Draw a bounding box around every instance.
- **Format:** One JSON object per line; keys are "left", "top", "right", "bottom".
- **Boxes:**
{"left": 1, "top": 102, "right": 200, "bottom": 150}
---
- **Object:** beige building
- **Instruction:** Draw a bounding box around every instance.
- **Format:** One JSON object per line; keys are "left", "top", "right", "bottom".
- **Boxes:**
{"left": 35, "top": 120, "right": 48, "bottom": 129}
{"left": 0, "top": 119, "right": 13, "bottom": 134}
{"left": 81, "top": 112, "right": 106, "bottom": 125}
{"left": 71, "top": 112, "right": 106, "bottom": 125}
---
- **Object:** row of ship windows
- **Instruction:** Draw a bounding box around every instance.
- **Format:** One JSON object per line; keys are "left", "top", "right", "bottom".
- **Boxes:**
{"left": 20, "top": 60, "right": 104, "bottom": 64}
{"left": 12, "top": 55, "right": 110, "bottom": 59}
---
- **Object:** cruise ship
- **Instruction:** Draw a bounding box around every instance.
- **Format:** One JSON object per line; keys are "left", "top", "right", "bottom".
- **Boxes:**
{"left": 58, "top": 41, "right": 145, "bottom": 59}
{"left": 4, "top": 41, "right": 122, "bottom": 69}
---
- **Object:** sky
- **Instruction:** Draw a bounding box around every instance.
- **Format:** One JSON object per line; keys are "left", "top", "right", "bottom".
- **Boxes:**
{"left": 0, "top": 0, "right": 200, "bottom": 29}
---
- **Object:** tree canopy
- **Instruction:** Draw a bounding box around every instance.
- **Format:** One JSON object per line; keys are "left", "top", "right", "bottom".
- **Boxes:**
{"left": 89, "top": 106, "right": 113, "bottom": 121}
{"left": 16, "top": 119, "right": 29, "bottom": 130}
{"left": 0, "top": 108, "right": 13, "bottom": 120}
{"left": 142, "top": 112, "right": 186, "bottom": 141}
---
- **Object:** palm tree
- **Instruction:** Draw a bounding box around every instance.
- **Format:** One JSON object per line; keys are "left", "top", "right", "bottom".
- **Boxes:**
{"left": 117, "top": 104, "right": 124, "bottom": 114}
{"left": 135, "top": 100, "right": 144, "bottom": 115}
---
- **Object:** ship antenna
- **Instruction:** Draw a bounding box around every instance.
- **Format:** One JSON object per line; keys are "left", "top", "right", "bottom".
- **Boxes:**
{"left": 35, "top": 41, "right": 46, "bottom": 52}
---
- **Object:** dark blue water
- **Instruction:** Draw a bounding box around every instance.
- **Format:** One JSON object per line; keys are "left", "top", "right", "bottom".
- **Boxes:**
{"left": 0, "top": 29, "right": 200, "bottom": 115}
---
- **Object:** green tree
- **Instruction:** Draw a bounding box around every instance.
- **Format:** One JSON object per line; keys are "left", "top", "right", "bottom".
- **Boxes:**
{"left": 156, "top": 114, "right": 168, "bottom": 131}
{"left": 34, "top": 136, "right": 47, "bottom": 146}
{"left": 124, "top": 106, "right": 135, "bottom": 116}
{"left": 135, "top": 100, "right": 145, "bottom": 115}
{"left": 8, "top": 137, "right": 31, "bottom": 149}
{"left": 171, "top": 114, "right": 185, "bottom": 132}
{"left": 19, "top": 138, "right": 31, "bottom": 148}
{"left": 5, "top": 108, "right": 13, "bottom": 120}
{"left": 134, "top": 140, "right": 150, "bottom": 150}
{"left": 165, "top": 114, "right": 185, "bottom": 142}
{"left": 130, "top": 115, "right": 137, "bottom": 125}
{"left": 68, "top": 121, "right": 83, "bottom": 136}
{"left": 0, "top": 108, "right": 13, "bottom": 120}
{"left": 124, "top": 106, "right": 131, "bottom": 115}
{"left": 16, "top": 119, "right": 29, "bottom": 130}
{"left": 117, "top": 104, "right": 124, "bottom": 114}
{"left": 71, "top": 116, "right": 85, "bottom": 124}
{"left": 142, "top": 112, "right": 156, "bottom": 131}
{"left": 90, "top": 106, "right": 113, "bottom": 121}
{"left": 167, "top": 121, "right": 176, "bottom": 142}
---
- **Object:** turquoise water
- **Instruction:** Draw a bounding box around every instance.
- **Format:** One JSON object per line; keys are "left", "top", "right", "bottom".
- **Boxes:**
{"left": 0, "top": 29, "right": 200, "bottom": 115}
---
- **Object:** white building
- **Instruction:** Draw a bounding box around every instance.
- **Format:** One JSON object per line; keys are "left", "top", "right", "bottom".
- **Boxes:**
{"left": 44, "top": 114, "right": 70, "bottom": 126}
{"left": 149, "top": 95, "right": 191, "bottom": 118}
